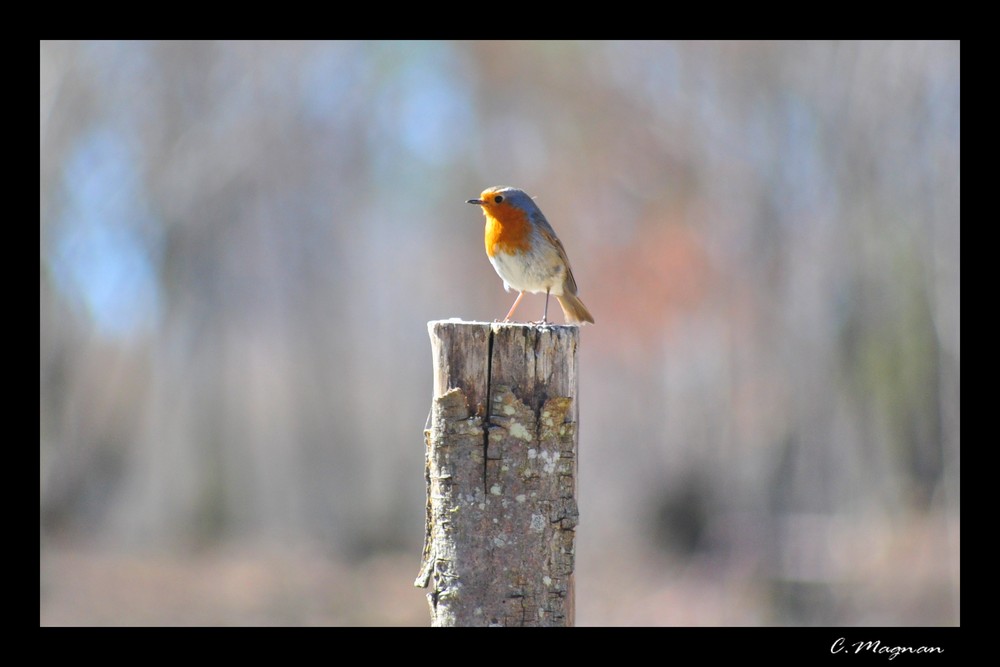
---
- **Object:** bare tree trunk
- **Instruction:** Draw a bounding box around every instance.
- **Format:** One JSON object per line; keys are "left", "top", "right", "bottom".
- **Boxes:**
{"left": 416, "top": 320, "right": 580, "bottom": 626}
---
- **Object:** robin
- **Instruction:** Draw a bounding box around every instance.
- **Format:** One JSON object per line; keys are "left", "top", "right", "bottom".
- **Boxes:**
{"left": 467, "top": 186, "right": 594, "bottom": 325}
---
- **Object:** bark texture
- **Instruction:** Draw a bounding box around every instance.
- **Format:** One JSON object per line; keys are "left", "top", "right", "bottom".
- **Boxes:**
{"left": 416, "top": 320, "right": 580, "bottom": 626}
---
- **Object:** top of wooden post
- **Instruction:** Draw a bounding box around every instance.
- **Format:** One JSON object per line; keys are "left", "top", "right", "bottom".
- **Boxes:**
{"left": 427, "top": 317, "right": 585, "bottom": 330}
{"left": 426, "top": 319, "right": 580, "bottom": 416}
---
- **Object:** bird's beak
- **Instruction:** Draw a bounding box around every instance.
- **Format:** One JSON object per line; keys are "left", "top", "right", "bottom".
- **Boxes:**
{"left": 466, "top": 198, "right": 484, "bottom": 205}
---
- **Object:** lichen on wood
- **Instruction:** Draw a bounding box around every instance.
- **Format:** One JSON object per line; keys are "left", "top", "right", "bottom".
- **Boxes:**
{"left": 417, "top": 321, "right": 580, "bottom": 626}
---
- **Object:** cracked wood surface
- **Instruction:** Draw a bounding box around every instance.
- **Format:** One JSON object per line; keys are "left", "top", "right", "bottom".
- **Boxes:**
{"left": 416, "top": 321, "right": 580, "bottom": 626}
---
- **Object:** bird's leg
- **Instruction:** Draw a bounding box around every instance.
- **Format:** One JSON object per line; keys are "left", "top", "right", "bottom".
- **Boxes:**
{"left": 504, "top": 291, "right": 526, "bottom": 322}
{"left": 541, "top": 288, "right": 551, "bottom": 324}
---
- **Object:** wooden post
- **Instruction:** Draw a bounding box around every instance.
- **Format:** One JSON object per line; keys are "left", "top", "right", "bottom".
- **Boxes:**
{"left": 415, "top": 320, "right": 580, "bottom": 626}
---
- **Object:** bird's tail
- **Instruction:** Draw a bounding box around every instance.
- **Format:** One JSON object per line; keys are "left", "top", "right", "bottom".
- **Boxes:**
{"left": 556, "top": 293, "right": 595, "bottom": 324}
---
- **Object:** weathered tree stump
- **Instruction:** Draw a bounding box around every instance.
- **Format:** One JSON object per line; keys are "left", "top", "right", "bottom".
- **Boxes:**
{"left": 415, "top": 320, "right": 580, "bottom": 626}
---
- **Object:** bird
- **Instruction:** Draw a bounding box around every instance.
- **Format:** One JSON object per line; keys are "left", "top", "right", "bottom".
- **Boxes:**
{"left": 467, "top": 186, "right": 594, "bottom": 325}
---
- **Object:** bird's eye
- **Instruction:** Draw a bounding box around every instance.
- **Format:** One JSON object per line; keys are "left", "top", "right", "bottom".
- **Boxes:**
{"left": 494, "top": 195, "right": 504, "bottom": 204}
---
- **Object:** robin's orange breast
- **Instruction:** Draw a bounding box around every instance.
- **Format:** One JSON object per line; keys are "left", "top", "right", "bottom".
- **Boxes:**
{"left": 484, "top": 204, "right": 533, "bottom": 258}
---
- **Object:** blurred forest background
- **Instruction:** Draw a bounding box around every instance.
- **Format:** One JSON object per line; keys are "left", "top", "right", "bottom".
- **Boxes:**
{"left": 40, "top": 41, "right": 959, "bottom": 626}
